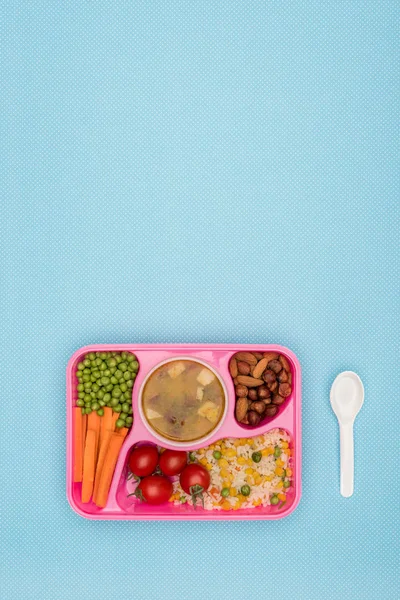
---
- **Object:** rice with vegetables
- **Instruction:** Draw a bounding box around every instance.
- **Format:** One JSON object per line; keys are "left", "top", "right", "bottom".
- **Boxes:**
{"left": 171, "top": 428, "right": 292, "bottom": 510}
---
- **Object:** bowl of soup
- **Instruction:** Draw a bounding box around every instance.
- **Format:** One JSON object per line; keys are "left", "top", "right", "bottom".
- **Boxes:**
{"left": 139, "top": 358, "right": 227, "bottom": 446}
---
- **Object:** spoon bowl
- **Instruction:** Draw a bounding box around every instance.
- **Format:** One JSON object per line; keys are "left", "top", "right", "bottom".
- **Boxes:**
{"left": 330, "top": 371, "right": 364, "bottom": 497}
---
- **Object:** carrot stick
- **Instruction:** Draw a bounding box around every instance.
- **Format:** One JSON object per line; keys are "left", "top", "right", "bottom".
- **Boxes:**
{"left": 81, "top": 429, "right": 96, "bottom": 503}
{"left": 82, "top": 413, "right": 87, "bottom": 458}
{"left": 87, "top": 411, "right": 101, "bottom": 461}
{"left": 73, "top": 408, "right": 84, "bottom": 482}
{"left": 111, "top": 411, "right": 120, "bottom": 430}
{"left": 117, "top": 427, "right": 129, "bottom": 439}
{"left": 92, "top": 430, "right": 112, "bottom": 504}
{"left": 100, "top": 407, "right": 113, "bottom": 448}
{"left": 95, "top": 432, "right": 125, "bottom": 508}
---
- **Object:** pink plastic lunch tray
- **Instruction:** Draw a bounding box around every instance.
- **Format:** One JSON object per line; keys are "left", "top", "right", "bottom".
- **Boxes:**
{"left": 66, "top": 344, "right": 302, "bottom": 520}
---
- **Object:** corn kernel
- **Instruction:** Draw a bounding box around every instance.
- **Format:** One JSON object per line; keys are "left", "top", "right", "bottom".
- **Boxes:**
{"left": 247, "top": 438, "right": 254, "bottom": 446}
{"left": 281, "top": 442, "right": 289, "bottom": 449}
{"left": 286, "top": 468, "right": 292, "bottom": 477}
{"left": 277, "top": 480, "right": 283, "bottom": 488}
{"left": 222, "top": 480, "right": 230, "bottom": 489}
{"left": 263, "top": 474, "right": 273, "bottom": 482}
{"left": 198, "top": 449, "right": 204, "bottom": 456}
{"left": 221, "top": 501, "right": 231, "bottom": 511}
{"left": 225, "top": 448, "right": 236, "bottom": 458}
{"left": 218, "top": 458, "right": 229, "bottom": 468}
{"left": 245, "top": 468, "right": 254, "bottom": 475}
{"left": 278, "top": 493, "right": 286, "bottom": 502}
{"left": 200, "top": 457, "right": 208, "bottom": 466}
{"left": 254, "top": 474, "right": 262, "bottom": 485}
{"left": 220, "top": 468, "right": 229, "bottom": 479}
{"left": 275, "top": 467, "right": 284, "bottom": 476}
{"left": 276, "top": 458, "right": 284, "bottom": 467}
{"left": 252, "top": 498, "right": 262, "bottom": 507}
{"left": 246, "top": 476, "right": 254, "bottom": 485}
{"left": 237, "top": 457, "right": 246, "bottom": 465}
{"left": 286, "top": 449, "right": 292, "bottom": 456}
{"left": 234, "top": 439, "right": 242, "bottom": 447}
{"left": 229, "top": 487, "right": 237, "bottom": 497}
{"left": 206, "top": 463, "right": 213, "bottom": 471}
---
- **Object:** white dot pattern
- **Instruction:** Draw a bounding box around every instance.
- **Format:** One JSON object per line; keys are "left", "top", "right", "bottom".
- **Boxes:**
{"left": 1, "top": 2, "right": 399, "bottom": 600}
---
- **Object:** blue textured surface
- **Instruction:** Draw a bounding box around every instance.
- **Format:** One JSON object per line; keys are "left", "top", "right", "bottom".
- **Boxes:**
{"left": 1, "top": 2, "right": 399, "bottom": 599}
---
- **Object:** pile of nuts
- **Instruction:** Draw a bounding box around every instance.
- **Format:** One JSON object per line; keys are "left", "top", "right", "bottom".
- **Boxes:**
{"left": 229, "top": 352, "right": 292, "bottom": 427}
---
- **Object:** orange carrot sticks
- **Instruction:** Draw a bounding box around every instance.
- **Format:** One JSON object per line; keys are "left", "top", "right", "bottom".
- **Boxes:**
{"left": 92, "top": 430, "right": 112, "bottom": 504}
{"left": 87, "top": 411, "right": 101, "bottom": 461}
{"left": 99, "top": 407, "right": 113, "bottom": 448}
{"left": 95, "top": 432, "right": 126, "bottom": 508}
{"left": 73, "top": 408, "right": 84, "bottom": 482}
{"left": 81, "top": 429, "right": 96, "bottom": 503}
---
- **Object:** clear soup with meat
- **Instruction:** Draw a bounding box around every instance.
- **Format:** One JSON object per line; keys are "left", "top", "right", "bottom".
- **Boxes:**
{"left": 142, "top": 360, "right": 225, "bottom": 442}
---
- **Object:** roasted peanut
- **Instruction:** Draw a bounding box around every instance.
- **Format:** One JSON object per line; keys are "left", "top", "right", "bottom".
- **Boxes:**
{"left": 248, "top": 411, "right": 261, "bottom": 426}
{"left": 257, "top": 385, "right": 271, "bottom": 399}
{"left": 272, "top": 394, "right": 285, "bottom": 405}
{"left": 263, "top": 369, "right": 276, "bottom": 385}
{"left": 279, "top": 355, "right": 291, "bottom": 372}
{"left": 235, "top": 384, "right": 248, "bottom": 397}
{"left": 249, "top": 401, "right": 266, "bottom": 415}
{"left": 237, "top": 361, "right": 251, "bottom": 376}
{"left": 267, "top": 359, "right": 282, "bottom": 374}
{"left": 253, "top": 352, "right": 264, "bottom": 360}
{"left": 264, "top": 404, "right": 278, "bottom": 417}
{"left": 248, "top": 389, "right": 258, "bottom": 401}
{"left": 267, "top": 380, "right": 278, "bottom": 393}
{"left": 278, "top": 369, "right": 288, "bottom": 383}
{"left": 279, "top": 383, "right": 292, "bottom": 397}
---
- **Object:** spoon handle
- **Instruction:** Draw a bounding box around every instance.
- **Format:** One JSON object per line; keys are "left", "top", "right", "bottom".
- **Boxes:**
{"left": 339, "top": 422, "right": 354, "bottom": 497}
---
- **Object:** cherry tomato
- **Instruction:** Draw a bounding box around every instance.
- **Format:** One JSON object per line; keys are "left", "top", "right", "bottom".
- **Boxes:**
{"left": 179, "top": 464, "right": 210, "bottom": 508}
{"left": 128, "top": 445, "right": 158, "bottom": 477}
{"left": 135, "top": 475, "right": 173, "bottom": 505}
{"left": 159, "top": 450, "right": 187, "bottom": 476}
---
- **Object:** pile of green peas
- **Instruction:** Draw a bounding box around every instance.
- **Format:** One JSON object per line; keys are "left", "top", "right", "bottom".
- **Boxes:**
{"left": 75, "top": 351, "right": 139, "bottom": 429}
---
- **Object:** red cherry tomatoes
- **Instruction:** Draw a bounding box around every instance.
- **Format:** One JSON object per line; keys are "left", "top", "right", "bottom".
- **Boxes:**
{"left": 128, "top": 445, "right": 158, "bottom": 477}
{"left": 179, "top": 464, "right": 210, "bottom": 507}
{"left": 159, "top": 450, "right": 187, "bottom": 476}
{"left": 135, "top": 475, "right": 173, "bottom": 505}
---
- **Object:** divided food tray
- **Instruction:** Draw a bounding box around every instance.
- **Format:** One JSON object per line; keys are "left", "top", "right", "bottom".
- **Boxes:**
{"left": 67, "top": 344, "right": 301, "bottom": 520}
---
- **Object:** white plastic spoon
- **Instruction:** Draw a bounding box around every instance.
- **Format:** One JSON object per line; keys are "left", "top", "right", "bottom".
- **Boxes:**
{"left": 330, "top": 371, "right": 364, "bottom": 497}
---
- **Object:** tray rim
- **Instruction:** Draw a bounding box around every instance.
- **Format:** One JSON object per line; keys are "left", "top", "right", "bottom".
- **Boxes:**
{"left": 66, "top": 343, "right": 302, "bottom": 521}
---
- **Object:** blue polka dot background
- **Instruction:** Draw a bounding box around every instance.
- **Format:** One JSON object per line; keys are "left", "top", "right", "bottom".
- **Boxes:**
{"left": 1, "top": 2, "right": 399, "bottom": 599}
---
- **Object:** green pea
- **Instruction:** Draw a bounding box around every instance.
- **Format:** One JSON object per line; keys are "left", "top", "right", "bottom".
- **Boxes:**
{"left": 120, "top": 412, "right": 128, "bottom": 421}
{"left": 121, "top": 351, "right": 127, "bottom": 359}
{"left": 90, "top": 391, "right": 96, "bottom": 398}
{"left": 101, "top": 376, "right": 110, "bottom": 386}
{"left": 95, "top": 357, "right": 102, "bottom": 366}
{"left": 112, "top": 387, "right": 122, "bottom": 398}
{"left": 189, "top": 452, "right": 196, "bottom": 462}
{"left": 110, "top": 376, "right": 118, "bottom": 385}
{"left": 125, "top": 416, "right": 133, "bottom": 426}
{"left": 131, "top": 361, "right": 139, "bottom": 372}
{"left": 126, "top": 353, "right": 134, "bottom": 362}
{"left": 76, "top": 399, "right": 84, "bottom": 407}
{"left": 100, "top": 352, "right": 107, "bottom": 359}
{"left": 104, "top": 369, "right": 111, "bottom": 377}
{"left": 105, "top": 383, "right": 113, "bottom": 392}
{"left": 75, "top": 371, "right": 82, "bottom": 379}
{"left": 115, "top": 418, "right": 125, "bottom": 428}
{"left": 122, "top": 391, "right": 129, "bottom": 400}
{"left": 90, "top": 375, "right": 97, "bottom": 382}
{"left": 110, "top": 367, "right": 116, "bottom": 375}
{"left": 120, "top": 382, "right": 127, "bottom": 392}
{"left": 97, "top": 408, "right": 104, "bottom": 417}
{"left": 97, "top": 389, "right": 104, "bottom": 399}
{"left": 126, "top": 380, "right": 133, "bottom": 389}
{"left": 77, "top": 383, "right": 84, "bottom": 392}
{"left": 82, "top": 374, "right": 90, "bottom": 382}
{"left": 241, "top": 485, "right": 251, "bottom": 497}
{"left": 84, "top": 394, "right": 91, "bottom": 402}
{"left": 121, "top": 402, "right": 130, "bottom": 413}
{"left": 123, "top": 371, "right": 131, "bottom": 381}
{"left": 128, "top": 406, "right": 133, "bottom": 414}
{"left": 213, "top": 450, "right": 222, "bottom": 460}
{"left": 107, "top": 358, "right": 116, "bottom": 368}
{"left": 115, "top": 370, "right": 123, "bottom": 380}
{"left": 274, "top": 446, "right": 281, "bottom": 458}
{"left": 98, "top": 400, "right": 105, "bottom": 407}
{"left": 119, "top": 363, "right": 128, "bottom": 372}
{"left": 252, "top": 452, "right": 262, "bottom": 463}
{"left": 221, "top": 488, "right": 230, "bottom": 497}
{"left": 92, "top": 383, "right": 99, "bottom": 392}
{"left": 99, "top": 362, "right": 107, "bottom": 371}
{"left": 114, "top": 403, "right": 122, "bottom": 413}
{"left": 77, "top": 376, "right": 83, "bottom": 383}
{"left": 131, "top": 373, "right": 137, "bottom": 381}
{"left": 88, "top": 352, "right": 96, "bottom": 360}
{"left": 103, "top": 393, "right": 111, "bottom": 403}
{"left": 283, "top": 480, "right": 291, "bottom": 489}
{"left": 92, "top": 370, "right": 100, "bottom": 380}
{"left": 270, "top": 494, "right": 279, "bottom": 505}
{"left": 83, "top": 368, "right": 91, "bottom": 375}
{"left": 110, "top": 398, "right": 119, "bottom": 407}
{"left": 81, "top": 407, "right": 86, "bottom": 415}
{"left": 83, "top": 359, "right": 91, "bottom": 367}
{"left": 77, "top": 362, "right": 85, "bottom": 370}
{"left": 78, "top": 392, "right": 86, "bottom": 400}
{"left": 85, "top": 407, "right": 92, "bottom": 414}
{"left": 84, "top": 382, "right": 91, "bottom": 390}
{"left": 91, "top": 402, "right": 100, "bottom": 411}
{"left": 115, "top": 355, "right": 122, "bottom": 363}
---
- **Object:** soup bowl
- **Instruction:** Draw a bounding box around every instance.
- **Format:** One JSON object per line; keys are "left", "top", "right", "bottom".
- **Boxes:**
{"left": 138, "top": 356, "right": 228, "bottom": 448}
